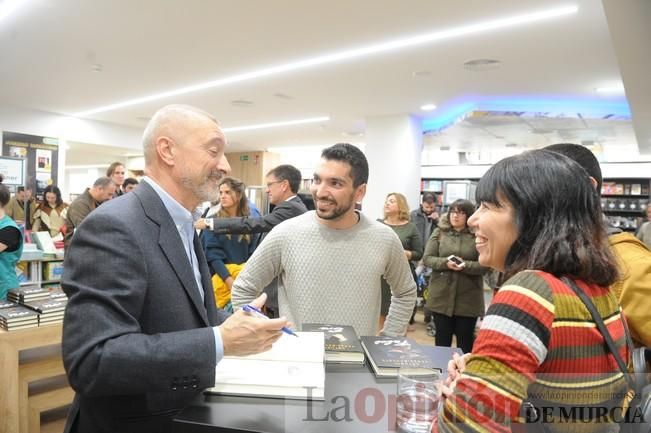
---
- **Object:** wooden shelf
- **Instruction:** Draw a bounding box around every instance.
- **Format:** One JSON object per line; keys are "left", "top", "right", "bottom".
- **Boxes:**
{"left": 0, "top": 324, "right": 70, "bottom": 433}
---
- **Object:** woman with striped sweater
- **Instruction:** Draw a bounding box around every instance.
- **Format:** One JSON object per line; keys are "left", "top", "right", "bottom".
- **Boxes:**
{"left": 436, "top": 150, "right": 629, "bottom": 433}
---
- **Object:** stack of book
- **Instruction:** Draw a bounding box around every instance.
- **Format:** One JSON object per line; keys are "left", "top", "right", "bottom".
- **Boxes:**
{"left": 360, "top": 336, "right": 462, "bottom": 378}
{"left": 7, "top": 285, "right": 50, "bottom": 304}
{"left": 0, "top": 300, "right": 39, "bottom": 331}
{"left": 24, "top": 294, "right": 67, "bottom": 325}
{"left": 302, "top": 323, "right": 365, "bottom": 364}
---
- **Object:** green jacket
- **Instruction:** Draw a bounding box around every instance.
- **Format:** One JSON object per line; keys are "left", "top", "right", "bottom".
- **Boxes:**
{"left": 423, "top": 217, "right": 487, "bottom": 317}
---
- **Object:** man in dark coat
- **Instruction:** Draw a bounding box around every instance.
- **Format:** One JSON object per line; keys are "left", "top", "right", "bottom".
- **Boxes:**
{"left": 195, "top": 164, "right": 308, "bottom": 317}
{"left": 61, "top": 105, "right": 288, "bottom": 433}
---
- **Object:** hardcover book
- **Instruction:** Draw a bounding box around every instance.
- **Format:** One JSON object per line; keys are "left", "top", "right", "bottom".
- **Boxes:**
{"left": 7, "top": 285, "right": 49, "bottom": 303}
{"left": 0, "top": 304, "right": 39, "bottom": 331}
{"left": 302, "top": 323, "right": 365, "bottom": 364}
{"left": 360, "top": 336, "right": 461, "bottom": 378}
{"left": 207, "top": 331, "right": 325, "bottom": 400}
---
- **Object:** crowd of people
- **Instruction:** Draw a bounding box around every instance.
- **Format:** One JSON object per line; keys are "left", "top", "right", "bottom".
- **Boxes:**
{"left": 1, "top": 103, "right": 650, "bottom": 432}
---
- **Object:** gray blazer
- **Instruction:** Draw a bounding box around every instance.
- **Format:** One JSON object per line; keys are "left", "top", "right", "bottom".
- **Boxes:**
{"left": 62, "top": 181, "right": 229, "bottom": 433}
{"left": 207, "top": 195, "right": 308, "bottom": 235}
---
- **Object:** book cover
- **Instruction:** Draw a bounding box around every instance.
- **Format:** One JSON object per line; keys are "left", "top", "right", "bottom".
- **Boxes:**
{"left": 24, "top": 298, "right": 67, "bottom": 314}
{"left": 302, "top": 323, "right": 364, "bottom": 364}
{"left": 0, "top": 305, "right": 39, "bottom": 323}
{"left": 360, "top": 336, "right": 450, "bottom": 377}
{"left": 208, "top": 332, "right": 325, "bottom": 400}
{"left": 8, "top": 285, "right": 49, "bottom": 303}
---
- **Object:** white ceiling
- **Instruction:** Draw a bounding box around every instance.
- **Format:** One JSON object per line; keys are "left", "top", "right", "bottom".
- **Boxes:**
{"left": 0, "top": 0, "right": 647, "bottom": 157}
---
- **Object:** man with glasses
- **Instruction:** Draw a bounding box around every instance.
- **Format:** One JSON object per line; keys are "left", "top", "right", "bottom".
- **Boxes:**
{"left": 195, "top": 164, "right": 308, "bottom": 317}
{"left": 195, "top": 164, "right": 307, "bottom": 236}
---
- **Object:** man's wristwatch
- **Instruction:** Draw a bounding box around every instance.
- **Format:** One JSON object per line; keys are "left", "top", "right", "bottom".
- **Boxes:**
{"left": 206, "top": 218, "right": 214, "bottom": 231}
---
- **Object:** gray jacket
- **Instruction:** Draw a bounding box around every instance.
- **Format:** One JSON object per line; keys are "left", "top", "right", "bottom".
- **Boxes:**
{"left": 62, "top": 181, "right": 228, "bottom": 433}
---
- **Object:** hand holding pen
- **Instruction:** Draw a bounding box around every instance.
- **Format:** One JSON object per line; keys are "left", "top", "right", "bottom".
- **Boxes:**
{"left": 217, "top": 293, "right": 292, "bottom": 356}
{"left": 242, "top": 305, "right": 298, "bottom": 337}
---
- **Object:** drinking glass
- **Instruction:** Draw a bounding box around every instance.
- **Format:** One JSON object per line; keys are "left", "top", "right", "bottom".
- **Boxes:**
{"left": 396, "top": 368, "right": 441, "bottom": 433}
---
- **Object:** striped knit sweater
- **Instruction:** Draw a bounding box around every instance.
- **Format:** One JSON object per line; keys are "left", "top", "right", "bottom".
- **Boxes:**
{"left": 437, "top": 270, "right": 629, "bottom": 433}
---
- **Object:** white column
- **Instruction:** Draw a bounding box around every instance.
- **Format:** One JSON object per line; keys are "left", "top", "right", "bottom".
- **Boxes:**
{"left": 363, "top": 115, "right": 422, "bottom": 220}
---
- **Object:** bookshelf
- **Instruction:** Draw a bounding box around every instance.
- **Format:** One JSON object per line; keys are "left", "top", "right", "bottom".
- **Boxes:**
{"left": 420, "top": 178, "right": 479, "bottom": 208}
{"left": 17, "top": 258, "right": 64, "bottom": 288}
{"left": 600, "top": 178, "right": 650, "bottom": 232}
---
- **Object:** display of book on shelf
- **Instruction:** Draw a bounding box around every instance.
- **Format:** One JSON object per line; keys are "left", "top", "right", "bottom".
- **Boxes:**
{"left": 302, "top": 323, "right": 365, "bottom": 364}
{"left": 31, "top": 231, "right": 58, "bottom": 255}
{"left": 7, "top": 285, "right": 50, "bottom": 303}
{"left": 0, "top": 301, "right": 39, "bottom": 331}
{"left": 24, "top": 295, "right": 68, "bottom": 326}
{"left": 360, "top": 336, "right": 461, "bottom": 378}
{"left": 207, "top": 331, "right": 325, "bottom": 400}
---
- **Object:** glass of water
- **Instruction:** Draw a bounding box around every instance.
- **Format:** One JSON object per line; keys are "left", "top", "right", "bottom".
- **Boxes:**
{"left": 396, "top": 368, "right": 442, "bottom": 433}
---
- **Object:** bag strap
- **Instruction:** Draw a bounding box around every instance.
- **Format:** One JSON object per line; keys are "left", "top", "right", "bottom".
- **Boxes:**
{"left": 561, "top": 277, "right": 636, "bottom": 391}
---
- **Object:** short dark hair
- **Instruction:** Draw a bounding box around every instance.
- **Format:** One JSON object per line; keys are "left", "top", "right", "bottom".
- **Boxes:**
{"left": 93, "top": 177, "right": 114, "bottom": 189}
{"left": 476, "top": 149, "right": 618, "bottom": 287}
{"left": 544, "top": 143, "right": 603, "bottom": 192}
{"left": 0, "top": 175, "right": 9, "bottom": 207}
{"left": 446, "top": 199, "right": 475, "bottom": 228}
{"left": 321, "top": 143, "right": 369, "bottom": 188}
{"left": 42, "top": 185, "right": 63, "bottom": 207}
{"left": 422, "top": 192, "right": 436, "bottom": 205}
{"left": 123, "top": 178, "right": 139, "bottom": 189}
{"left": 267, "top": 164, "right": 301, "bottom": 194}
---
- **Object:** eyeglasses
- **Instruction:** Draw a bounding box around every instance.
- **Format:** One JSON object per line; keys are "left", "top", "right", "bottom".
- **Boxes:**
{"left": 449, "top": 210, "right": 466, "bottom": 216}
{"left": 266, "top": 180, "right": 284, "bottom": 188}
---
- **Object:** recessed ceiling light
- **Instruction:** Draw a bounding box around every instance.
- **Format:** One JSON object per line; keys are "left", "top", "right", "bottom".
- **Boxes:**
{"left": 505, "top": 143, "right": 518, "bottom": 148}
{"left": 222, "top": 116, "right": 330, "bottom": 133}
{"left": 0, "top": 0, "right": 29, "bottom": 23}
{"left": 594, "top": 84, "right": 625, "bottom": 94}
{"left": 73, "top": 5, "right": 578, "bottom": 116}
{"left": 420, "top": 104, "right": 437, "bottom": 111}
{"left": 412, "top": 70, "right": 432, "bottom": 77}
{"left": 440, "top": 146, "right": 451, "bottom": 151}
{"left": 464, "top": 59, "right": 501, "bottom": 71}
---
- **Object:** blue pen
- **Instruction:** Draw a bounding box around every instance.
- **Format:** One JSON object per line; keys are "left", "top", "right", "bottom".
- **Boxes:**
{"left": 242, "top": 305, "right": 298, "bottom": 337}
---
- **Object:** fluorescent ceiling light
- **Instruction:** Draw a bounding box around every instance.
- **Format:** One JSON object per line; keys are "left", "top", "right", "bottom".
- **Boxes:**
{"left": 594, "top": 84, "right": 625, "bottom": 94}
{"left": 73, "top": 5, "right": 578, "bottom": 117}
{"left": 420, "top": 104, "right": 437, "bottom": 111}
{"left": 222, "top": 116, "right": 329, "bottom": 133}
{"left": 0, "top": 0, "right": 29, "bottom": 22}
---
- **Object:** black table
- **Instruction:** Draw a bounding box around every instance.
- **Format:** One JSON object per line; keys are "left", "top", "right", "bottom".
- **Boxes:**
{"left": 173, "top": 347, "right": 455, "bottom": 433}
{"left": 174, "top": 364, "right": 402, "bottom": 433}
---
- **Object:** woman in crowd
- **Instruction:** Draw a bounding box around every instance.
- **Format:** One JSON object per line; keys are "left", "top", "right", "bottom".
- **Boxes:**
{"left": 0, "top": 175, "right": 24, "bottom": 300}
{"left": 378, "top": 192, "right": 422, "bottom": 330}
{"left": 106, "top": 161, "right": 126, "bottom": 196}
{"left": 423, "top": 199, "right": 486, "bottom": 354}
{"left": 33, "top": 185, "right": 69, "bottom": 237}
{"left": 200, "top": 177, "right": 259, "bottom": 312}
{"left": 436, "top": 150, "right": 628, "bottom": 432}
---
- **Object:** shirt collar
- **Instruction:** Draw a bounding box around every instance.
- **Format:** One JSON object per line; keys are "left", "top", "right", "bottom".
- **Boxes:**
{"left": 142, "top": 177, "right": 196, "bottom": 233}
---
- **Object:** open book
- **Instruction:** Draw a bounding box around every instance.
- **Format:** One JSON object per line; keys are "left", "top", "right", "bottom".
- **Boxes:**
{"left": 206, "top": 331, "right": 325, "bottom": 400}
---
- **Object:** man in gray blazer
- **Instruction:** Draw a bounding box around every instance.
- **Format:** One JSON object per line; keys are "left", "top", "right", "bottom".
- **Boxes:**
{"left": 61, "top": 105, "right": 288, "bottom": 433}
{"left": 195, "top": 164, "right": 308, "bottom": 235}
{"left": 194, "top": 164, "right": 308, "bottom": 317}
